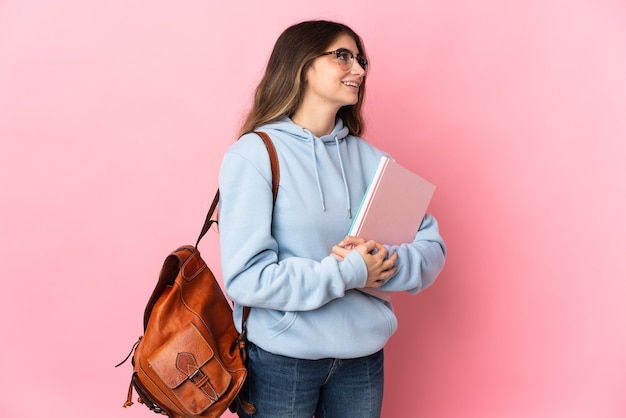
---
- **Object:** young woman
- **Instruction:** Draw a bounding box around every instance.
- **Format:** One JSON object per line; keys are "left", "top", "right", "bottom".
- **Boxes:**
{"left": 218, "top": 20, "right": 446, "bottom": 418}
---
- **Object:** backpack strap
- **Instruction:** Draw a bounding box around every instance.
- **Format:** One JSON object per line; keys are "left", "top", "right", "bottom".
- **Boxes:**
{"left": 194, "top": 132, "right": 279, "bottom": 247}
{"left": 193, "top": 132, "right": 280, "bottom": 339}
{"left": 255, "top": 131, "right": 280, "bottom": 205}
{"left": 240, "top": 132, "right": 279, "bottom": 337}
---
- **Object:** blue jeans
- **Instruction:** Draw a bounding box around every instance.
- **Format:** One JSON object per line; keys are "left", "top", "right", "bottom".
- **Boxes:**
{"left": 237, "top": 342, "right": 384, "bottom": 418}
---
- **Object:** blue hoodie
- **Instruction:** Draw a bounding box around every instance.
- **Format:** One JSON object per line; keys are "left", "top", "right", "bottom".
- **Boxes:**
{"left": 218, "top": 117, "right": 446, "bottom": 360}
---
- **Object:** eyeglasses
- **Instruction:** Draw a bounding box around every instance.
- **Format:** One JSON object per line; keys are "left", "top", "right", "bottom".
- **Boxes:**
{"left": 319, "top": 48, "right": 368, "bottom": 71}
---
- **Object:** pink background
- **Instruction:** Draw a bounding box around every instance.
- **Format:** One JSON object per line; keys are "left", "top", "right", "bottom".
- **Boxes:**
{"left": 1, "top": 1, "right": 625, "bottom": 417}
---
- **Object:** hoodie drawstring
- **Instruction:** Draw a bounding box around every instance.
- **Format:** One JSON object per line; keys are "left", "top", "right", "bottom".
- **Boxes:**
{"left": 310, "top": 139, "right": 326, "bottom": 211}
{"left": 335, "top": 135, "right": 352, "bottom": 219}
{"left": 308, "top": 134, "right": 352, "bottom": 218}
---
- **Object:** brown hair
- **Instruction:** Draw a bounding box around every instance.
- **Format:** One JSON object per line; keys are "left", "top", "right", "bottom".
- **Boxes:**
{"left": 239, "top": 20, "right": 368, "bottom": 137}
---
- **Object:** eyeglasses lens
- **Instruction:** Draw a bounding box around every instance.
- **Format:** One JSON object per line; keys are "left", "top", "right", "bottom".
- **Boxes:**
{"left": 331, "top": 49, "right": 368, "bottom": 71}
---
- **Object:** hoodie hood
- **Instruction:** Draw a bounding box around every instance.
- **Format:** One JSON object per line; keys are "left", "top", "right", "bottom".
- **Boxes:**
{"left": 260, "top": 117, "right": 353, "bottom": 218}
{"left": 262, "top": 116, "right": 350, "bottom": 143}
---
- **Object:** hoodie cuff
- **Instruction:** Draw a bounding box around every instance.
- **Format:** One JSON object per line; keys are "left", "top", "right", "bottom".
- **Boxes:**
{"left": 342, "top": 250, "right": 368, "bottom": 289}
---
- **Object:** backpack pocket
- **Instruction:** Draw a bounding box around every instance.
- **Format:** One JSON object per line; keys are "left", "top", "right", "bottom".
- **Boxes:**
{"left": 148, "top": 323, "right": 232, "bottom": 415}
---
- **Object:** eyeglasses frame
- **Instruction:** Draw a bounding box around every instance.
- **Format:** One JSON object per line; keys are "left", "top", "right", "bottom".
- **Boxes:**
{"left": 319, "top": 48, "right": 368, "bottom": 71}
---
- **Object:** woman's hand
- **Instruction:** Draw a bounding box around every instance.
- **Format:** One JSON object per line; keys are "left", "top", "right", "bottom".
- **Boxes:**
{"left": 331, "top": 236, "right": 398, "bottom": 288}
{"left": 331, "top": 235, "right": 365, "bottom": 259}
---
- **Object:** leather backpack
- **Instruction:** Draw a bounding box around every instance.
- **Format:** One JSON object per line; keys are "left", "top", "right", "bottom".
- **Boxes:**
{"left": 117, "top": 132, "right": 279, "bottom": 418}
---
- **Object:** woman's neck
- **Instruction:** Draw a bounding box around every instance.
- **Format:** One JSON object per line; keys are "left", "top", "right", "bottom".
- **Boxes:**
{"left": 291, "top": 103, "right": 337, "bottom": 137}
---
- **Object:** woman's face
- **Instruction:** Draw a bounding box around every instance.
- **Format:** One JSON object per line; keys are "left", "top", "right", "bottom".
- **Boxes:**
{"left": 301, "top": 33, "right": 367, "bottom": 113}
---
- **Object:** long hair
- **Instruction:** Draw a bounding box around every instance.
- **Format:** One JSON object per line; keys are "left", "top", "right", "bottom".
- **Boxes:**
{"left": 239, "top": 20, "right": 368, "bottom": 137}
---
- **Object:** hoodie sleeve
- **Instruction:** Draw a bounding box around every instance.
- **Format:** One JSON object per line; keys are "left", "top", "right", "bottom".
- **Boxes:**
{"left": 217, "top": 136, "right": 367, "bottom": 312}
{"left": 377, "top": 213, "right": 446, "bottom": 294}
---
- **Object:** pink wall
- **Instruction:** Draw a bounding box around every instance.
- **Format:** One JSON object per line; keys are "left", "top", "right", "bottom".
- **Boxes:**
{"left": 1, "top": 1, "right": 625, "bottom": 417}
